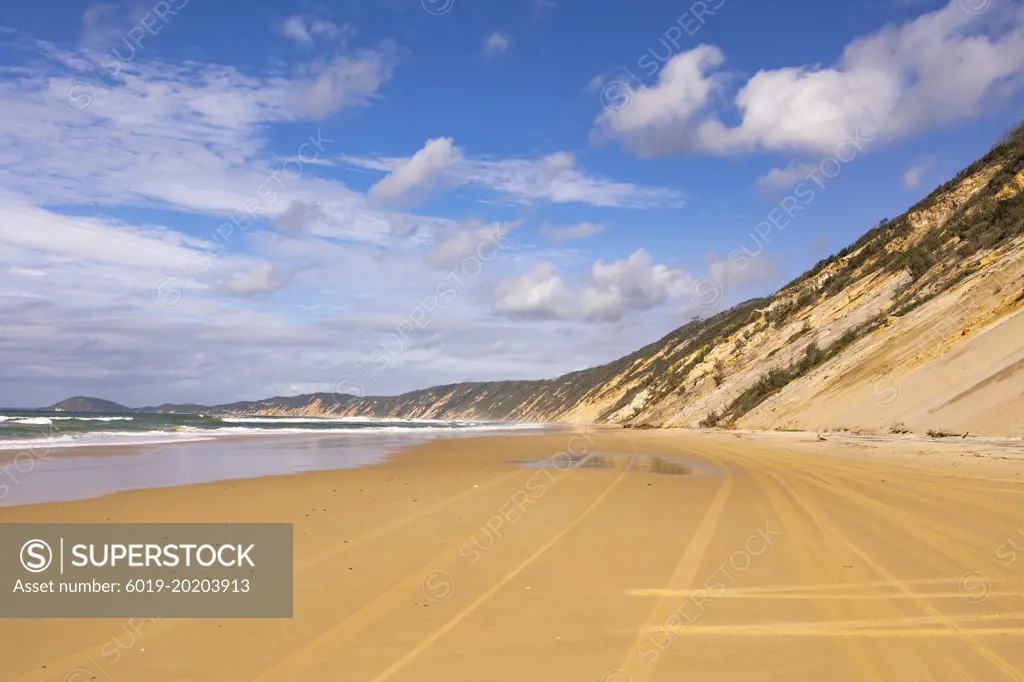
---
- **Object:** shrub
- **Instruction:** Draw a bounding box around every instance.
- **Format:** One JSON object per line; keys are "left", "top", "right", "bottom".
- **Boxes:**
{"left": 699, "top": 411, "right": 721, "bottom": 427}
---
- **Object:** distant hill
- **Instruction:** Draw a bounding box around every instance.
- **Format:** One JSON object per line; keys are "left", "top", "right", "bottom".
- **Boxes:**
{"left": 49, "top": 396, "right": 132, "bottom": 413}
{"left": 48, "top": 123, "right": 1024, "bottom": 436}
{"left": 136, "top": 393, "right": 361, "bottom": 415}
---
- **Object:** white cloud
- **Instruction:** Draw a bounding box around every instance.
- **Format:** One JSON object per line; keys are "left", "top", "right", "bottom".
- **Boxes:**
{"left": 581, "top": 249, "right": 693, "bottom": 320}
{"left": 272, "top": 200, "right": 327, "bottom": 232}
{"left": 756, "top": 162, "right": 817, "bottom": 191}
{"left": 493, "top": 249, "right": 694, "bottom": 321}
{"left": 224, "top": 262, "right": 291, "bottom": 295}
{"left": 280, "top": 15, "right": 347, "bottom": 46}
{"left": 426, "top": 220, "right": 519, "bottom": 270}
{"left": 297, "top": 49, "right": 397, "bottom": 119}
{"left": 368, "top": 137, "right": 464, "bottom": 206}
{"left": 593, "top": 45, "right": 725, "bottom": 154}
{"left": 0, "top": 196, "right": 230, "bottom": 272}
{"left": 0, "top": 32, "right": 691, "bottom": 409}
{"left": 473, "top": 151, "right": 673, "bottom": 207}
{"left": 347, "top": 147, "right": 681, "bottom": 208}
{"left": 539, "top": 221, "right": 606, "bottom": 243}
{"left": 483, "top": 32, "right": 511, "bottom": 57}
{"left": 903, "top": 158, "right": 934, "bottom": 188}
{"left": 0, "top": 38, "right": 404, "bottom": 246}
{"left": 493, "top": 262, "right": 570, "bottom": 319}
{"left": 535, "top": 0, "right": 556, "bottom": 14}
{"left": 595, "top": 1, "right": 1024, "bottom": 156}
{"left": 491, "top": 247, "right": 779, "bottom": 322}
{"left": 80, "top": 3, "right": 124, "bottom": 49}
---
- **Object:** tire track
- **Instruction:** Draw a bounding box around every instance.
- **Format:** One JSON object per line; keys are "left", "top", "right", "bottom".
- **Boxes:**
{"left": 732, "top": 448, "right": 909, "bottom": 682}
{"left": 369, "top": 459, "right": 635, "bottom": 682}
{"left": 613, "top": 451, "right": 733, "bottom": 682}
{"left": 789, "top": 457, "right": 1020, "bottom": 590}
{"left": 795, "top": 454, "right": 1023, "bottom": 523}
{"left": 21, "top": 468, "right": 526, "bottom": 682}
{"left": 251, "top": 453, "right": 621, "bottom": 682}
{"left": 755, "top": 454, "right": 975, "bottom": 681}
{"left": 764, "top": 454, "right": 1023, "bottom": 681}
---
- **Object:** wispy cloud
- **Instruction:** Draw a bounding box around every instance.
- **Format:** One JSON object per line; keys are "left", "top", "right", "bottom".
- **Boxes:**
{"left": 539, "top": 221, "right": 606, "bottom": 243}
{"left": 756, "top": 162, "right": 817, "bottom": 192}
{"left": 346, "top": 144, "right": 683, "bottom": 209}
{"left": 902, "top": 157, "right": 934, "bottom": 188}
{"left": 482, "top": 31, "right": 510, "bottom": 57}
{"left": 279, "top": 15, "right": 351, "bottom": 47}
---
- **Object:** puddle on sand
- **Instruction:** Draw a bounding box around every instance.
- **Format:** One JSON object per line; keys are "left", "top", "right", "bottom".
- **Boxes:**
{"left": 515, "top": 452, "right": 699, "bottom": 476}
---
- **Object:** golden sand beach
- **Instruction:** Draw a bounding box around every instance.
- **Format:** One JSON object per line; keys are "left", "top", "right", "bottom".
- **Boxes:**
{"left": 3, "top": 429, "right": 1024, "bottom": 681}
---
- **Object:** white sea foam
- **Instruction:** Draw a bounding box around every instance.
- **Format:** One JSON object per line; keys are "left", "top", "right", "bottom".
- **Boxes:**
{"left": 0, "top": 415, "right": 134, "bottom": 423}
{"left": 0, "top": 431, "right": 217, "bottom": 450}
{"left": 218, "top": 416, "right": 479, "bottom": 425}
{"left": 51, "top": 416, "right": 135, "bottom": 421}
{"left": 0, "top": 422, "right": 547, "bottom": 450}
{"left": 215, "top": 423, "right": 546, "bottom": 435}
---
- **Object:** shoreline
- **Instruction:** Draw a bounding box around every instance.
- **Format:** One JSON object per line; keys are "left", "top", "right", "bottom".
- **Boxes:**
{"left": 4, "top": 423, "right": 1023, "bottom": 508}
{"left": 0, "top": 427, "right": 564, "bottom": 508}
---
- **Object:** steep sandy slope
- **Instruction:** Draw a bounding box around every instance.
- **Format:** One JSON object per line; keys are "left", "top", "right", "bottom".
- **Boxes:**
{"left": 739, "top": 238, "right": 1024, "bottom": 436}
{"left": 144, "top": 124, "right": 1024, "bottom": 437}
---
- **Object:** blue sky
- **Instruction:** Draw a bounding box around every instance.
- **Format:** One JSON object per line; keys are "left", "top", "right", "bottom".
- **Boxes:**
{"left": 1, "top": 0, "right": 1022, "bottom": 407}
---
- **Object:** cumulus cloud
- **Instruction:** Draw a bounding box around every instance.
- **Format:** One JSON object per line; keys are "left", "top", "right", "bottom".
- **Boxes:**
{"left": 368, "top": 137, "right": 465, "bottom": 206}
{"left": 493, "top": 249, "right": 694, "bottom": 321}
{"left": 493, "top": 262, "right": 570, "bottom": 319}
{"left": 483, "top": 32, "right": 511, "bottom": 56}
{"left": 581, "top": 249, "right": 694, "bottom": 320}
{"left": 595, "top": 1, "right": 1024, "bottom": 156}
{"left": 539, "top": 221, "right": 606, "bottom": 243}
{"left": 593, "top": 45, "right": 726, "bottom": 153}
{"left": 492, "top": 247, "right": 779, "bottom": 321}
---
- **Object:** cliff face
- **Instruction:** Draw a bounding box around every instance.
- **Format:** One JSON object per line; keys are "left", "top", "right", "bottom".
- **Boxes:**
{"left": 146, "top": 124, "right": 1024, "bottom": 437}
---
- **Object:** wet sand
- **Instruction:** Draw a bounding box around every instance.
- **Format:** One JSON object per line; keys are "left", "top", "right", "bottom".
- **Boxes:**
{"left": 3, "top": 428, "right": 1024, "bottom": 681}
{"left": 0, "top": 430, "right": 539, "bottom": 506}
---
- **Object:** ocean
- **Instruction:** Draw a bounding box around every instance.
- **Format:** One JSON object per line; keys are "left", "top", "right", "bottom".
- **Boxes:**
{"left": 0, "top": 411, "right": 538, "bottom": 450}
{"left": 0, "top": 412, "right": 546, "bottom": 506}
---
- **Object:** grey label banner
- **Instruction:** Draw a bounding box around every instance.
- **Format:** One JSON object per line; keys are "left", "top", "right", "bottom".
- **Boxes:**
{"left": 1, "top": 523, "right": 292, "bottom": 618}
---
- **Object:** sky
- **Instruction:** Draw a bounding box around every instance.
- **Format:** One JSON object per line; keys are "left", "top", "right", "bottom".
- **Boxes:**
{"left": 1, "top": 0, "right": 1022, "bottom": 408}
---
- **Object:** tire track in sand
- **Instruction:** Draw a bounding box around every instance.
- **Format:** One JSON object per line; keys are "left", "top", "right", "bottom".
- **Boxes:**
{"left": 611, "top": 446, "right": 733, "bottom": 682}
{"left": 21, "top": 468, "right": 526, "bottom": 682}
{"left": 251, "top": 452, "right": 627, "bottom": 682}
{"left": 742, "top": 449, "right": 969, "bottom": 682}
{"left": 368, "top": 458, "right": 635, "bottom": 682}
{"left": 765, "top": 454, "right": 1022, "bottom": 681}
